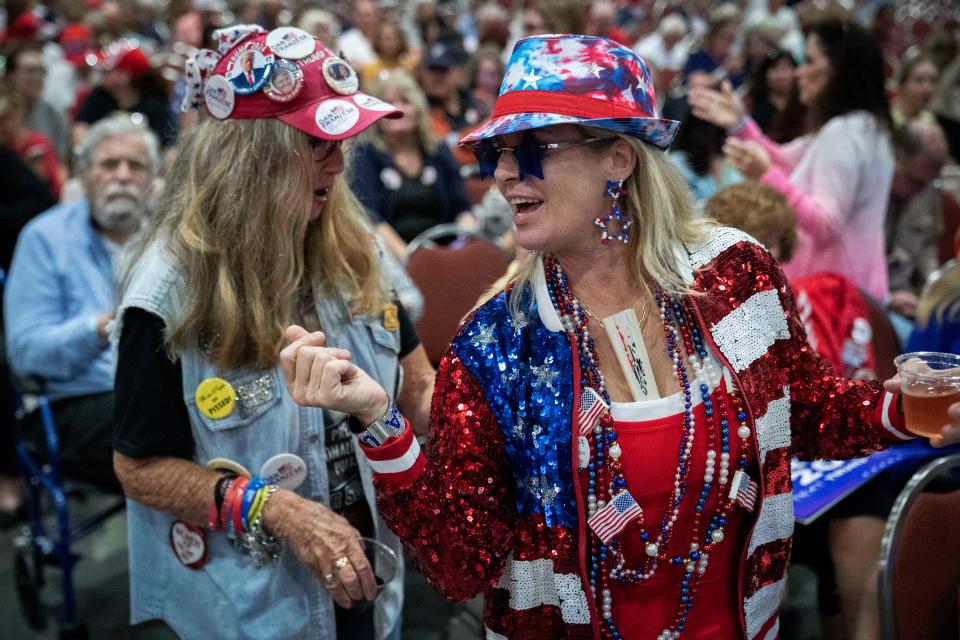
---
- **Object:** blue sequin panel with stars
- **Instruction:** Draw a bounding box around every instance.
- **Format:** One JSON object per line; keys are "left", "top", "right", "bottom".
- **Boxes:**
{"left": 452, "top": 288, "right": 578, "bottom": 529}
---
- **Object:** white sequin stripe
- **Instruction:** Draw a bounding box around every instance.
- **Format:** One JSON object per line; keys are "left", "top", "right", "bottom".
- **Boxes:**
{"left": 710, "top": 289, "right": 790, "bottom": 372}
{"left": 880, "top": 391, "right": 912, "bottom": 440}
{"left": 747, "top": 491, "right": 794, "bottom": 555}
{"left": 744, "top": 578, "right": 786, "bottom": 639}
{"left": 686, "top": 228, "right": 759, "bottom": 272}
{"left": 762, "top": 617, "right": 780, "bottom": 640}
{"left": 755, "top": 388, "right": 791, "bottom": 466}
{"left": 494, "top": 557, "right": 592, "bottom": 624}
{"left": 365, "top": 436, "right": 422, "bottom": 474}
{"left": 485, "top": 629, "right": 508, "bottom": 640}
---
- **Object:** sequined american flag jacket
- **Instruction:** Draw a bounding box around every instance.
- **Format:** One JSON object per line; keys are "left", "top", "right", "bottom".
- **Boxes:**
{"left": 359, "top": 228, "right": 910, "bottom": 640}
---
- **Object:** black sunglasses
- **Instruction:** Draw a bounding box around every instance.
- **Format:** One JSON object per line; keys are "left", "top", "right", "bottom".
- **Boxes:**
{"left": 307, "top": 135, "right": 343, "bottom": 162}
{"left": 471, "top": 132, "right": 607, "bottom": 180}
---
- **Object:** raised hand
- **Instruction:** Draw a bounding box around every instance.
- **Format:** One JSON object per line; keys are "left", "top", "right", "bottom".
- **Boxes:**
{"left": 280, "top": 325, "right": 389, "bottom": 424}
{"left": 688, "top": 79, "right": 744, "bottom": 130}
{"left": 722, "top": 138, "right": 771, "bottom": 179}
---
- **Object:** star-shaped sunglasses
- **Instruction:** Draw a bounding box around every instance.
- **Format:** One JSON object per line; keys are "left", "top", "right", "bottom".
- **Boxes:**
{"left": 470, "top": 132, "right": 607, "bottom": 180}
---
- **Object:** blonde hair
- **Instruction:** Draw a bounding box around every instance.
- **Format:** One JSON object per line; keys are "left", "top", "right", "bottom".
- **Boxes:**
{"left": 916, "top": 263, "right": 960, "bottom": 330}
{"left": 366, "top": 70, "right": 439, "bottom": 155}
{"left": 134, "top": 118, "right": 384, "bottom": 371}
{"left": 503, "top": 127, "right": 716, "bottom": 317}
{"left": 705, "top": 182, "right": 797, "bottom": 262}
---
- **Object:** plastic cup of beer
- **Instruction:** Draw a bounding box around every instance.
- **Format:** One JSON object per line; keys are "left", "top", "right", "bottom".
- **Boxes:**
{"left": 894, "top": 352, "right": 960, "bottom": 437}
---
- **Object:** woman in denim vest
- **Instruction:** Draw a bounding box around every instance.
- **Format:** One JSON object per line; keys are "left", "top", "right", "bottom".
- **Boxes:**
{"left": 111, "top": 25, "right": 433, "bottom": 640}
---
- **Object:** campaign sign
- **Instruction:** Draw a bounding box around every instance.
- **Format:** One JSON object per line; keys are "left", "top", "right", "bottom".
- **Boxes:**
{"left": 791, "top": 440, "right": 947, "bottom": 524}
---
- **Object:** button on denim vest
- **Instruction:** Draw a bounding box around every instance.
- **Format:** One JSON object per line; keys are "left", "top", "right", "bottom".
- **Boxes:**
{"left": 116, "top": 242, "right": 404, "bottom": 640}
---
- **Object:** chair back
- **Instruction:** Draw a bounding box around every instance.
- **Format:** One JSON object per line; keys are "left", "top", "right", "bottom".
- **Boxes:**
{"left": 860, "top": 289, "right": 901, "bottom": 380}
{"left": 878, "top": 453, "right": 960, "bottom": 640}
{"left": 405, "top": 225, "right": 511, "bottom": 366}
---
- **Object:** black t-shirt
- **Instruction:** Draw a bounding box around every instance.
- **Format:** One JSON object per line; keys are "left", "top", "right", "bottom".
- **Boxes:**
{"left": 112, "top": 304, "right": 420, "bottom": 462}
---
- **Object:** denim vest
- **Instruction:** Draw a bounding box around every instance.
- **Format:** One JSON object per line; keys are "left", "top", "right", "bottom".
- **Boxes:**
{"left": 116, "top": 241, "right": 404, "bottom": 640}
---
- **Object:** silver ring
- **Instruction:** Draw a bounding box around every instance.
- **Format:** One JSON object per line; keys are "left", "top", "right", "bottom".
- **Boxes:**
{"left": 334, "top": 556, "right": 350, "bottom": 570}
{"left": 322, "top": 573, "right": 336, "bottom": 586}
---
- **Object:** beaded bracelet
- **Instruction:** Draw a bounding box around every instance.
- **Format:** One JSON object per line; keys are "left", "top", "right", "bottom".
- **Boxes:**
{"left": 237, "top": 485, "right": 282, "bottom": 567}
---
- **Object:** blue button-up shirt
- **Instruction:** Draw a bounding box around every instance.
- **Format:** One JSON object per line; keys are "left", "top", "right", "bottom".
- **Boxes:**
{"left": 4, "top": 198, "right": 117, "bottom": 401}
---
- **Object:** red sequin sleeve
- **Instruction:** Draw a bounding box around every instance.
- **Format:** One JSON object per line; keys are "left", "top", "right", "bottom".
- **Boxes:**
{"left": 368, "top": 351, "right": 516, "bottom": 603}
{"left": 763, "top": 249, "right": 910, "bottom": 459}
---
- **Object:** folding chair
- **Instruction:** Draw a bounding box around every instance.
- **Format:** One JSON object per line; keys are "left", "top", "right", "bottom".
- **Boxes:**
{"left": 878, "top": 453, "right": 960, "bottom": 640}
{"left": 404, "top": 224, "right": 511, "bottom": 366}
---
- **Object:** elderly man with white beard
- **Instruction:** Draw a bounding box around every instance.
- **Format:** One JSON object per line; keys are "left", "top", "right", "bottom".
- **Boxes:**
{"left": 4, "top": 113, "right": 158, "bottom": 489}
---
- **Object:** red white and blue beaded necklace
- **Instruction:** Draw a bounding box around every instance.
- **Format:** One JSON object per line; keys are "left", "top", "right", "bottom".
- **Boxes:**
{"left": 544, "top": 255, "right": 755, "bottom": 640}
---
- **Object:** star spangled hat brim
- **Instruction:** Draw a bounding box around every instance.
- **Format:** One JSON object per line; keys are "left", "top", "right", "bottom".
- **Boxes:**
{"left": 459, "top": 34, "right": 680, "bottom": 150}
{"left": 459, "top": 111, "right": 680, "bottom": 150}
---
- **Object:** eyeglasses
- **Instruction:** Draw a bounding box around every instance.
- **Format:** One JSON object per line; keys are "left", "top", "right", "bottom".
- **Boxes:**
{"left": 307, "top": 136, "right": 343, "bottom": 163}
{"left": 471, "top": 132, "right": 607, "bottom": 180}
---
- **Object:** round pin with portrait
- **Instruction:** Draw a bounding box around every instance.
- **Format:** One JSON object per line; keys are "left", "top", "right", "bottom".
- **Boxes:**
{"left": 321, "top": 56, "right": 359, "bottom": 95}
{"left": 264, "top": 59, "right": 304, "bottom": 103}
{"left": 225, "top": 40, "right": 275, "bottom": 95}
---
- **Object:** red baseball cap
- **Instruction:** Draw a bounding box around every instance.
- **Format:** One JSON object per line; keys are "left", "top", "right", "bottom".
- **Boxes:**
{"left": 59, "top": 23, "right": 94, "bottom": 67}
{"left": 91, "top": 39, "right": 152, "bottom": 78}
{"left": 194, "top": 26, "right": 400, "bottom": 140}
{"left": 8, "top": 11, "right": 40, "bottom": 41}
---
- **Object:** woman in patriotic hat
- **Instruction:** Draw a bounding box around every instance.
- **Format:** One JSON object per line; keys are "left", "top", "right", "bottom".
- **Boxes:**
{"left": 111, "top": 24, "right": 434, "bottom": 640}
{"left": 282, "top": 35, "right": 960, "bottom": 638}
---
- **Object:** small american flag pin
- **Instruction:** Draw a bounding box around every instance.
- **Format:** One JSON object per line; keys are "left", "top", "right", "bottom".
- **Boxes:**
{"left": 578, "top": 387, "right": 608, "bottom": 435}
{"left": 588, "top": 490, "right": 643, "bottom": 544}
{"left": 728, "top": 470, "right": 758, "bottom": 512}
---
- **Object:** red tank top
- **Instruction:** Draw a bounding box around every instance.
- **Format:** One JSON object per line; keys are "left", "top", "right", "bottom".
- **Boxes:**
{"left": 600, "top": 387, "right": 756, "bottom": 638}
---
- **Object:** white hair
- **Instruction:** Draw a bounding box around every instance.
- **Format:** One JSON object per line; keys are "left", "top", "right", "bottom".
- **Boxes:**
{"left": 659, "top": 14, "right": 688, "bottom": 37}
{"left": 75, "top": 112, "right": 161, "bottom": 174}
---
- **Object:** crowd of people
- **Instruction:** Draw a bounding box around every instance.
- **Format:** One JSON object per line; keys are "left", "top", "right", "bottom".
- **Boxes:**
{"left": 2, "top": 1, "right": 960, "bottom": 639}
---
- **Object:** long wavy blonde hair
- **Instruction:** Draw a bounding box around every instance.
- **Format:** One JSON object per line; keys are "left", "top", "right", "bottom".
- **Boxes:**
{"left": 505, "top": 127, "right": 715, "bottom": 317}
{"left": 136, "top": 118, "right": 384, "bottom": 371}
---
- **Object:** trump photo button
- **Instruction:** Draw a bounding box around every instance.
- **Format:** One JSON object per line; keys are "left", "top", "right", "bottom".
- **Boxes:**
{"left": 264, "top": 59, "right": 304, "bottom": 103}
{"left": 225, "top": 40, "right": 275, "bottom": 95}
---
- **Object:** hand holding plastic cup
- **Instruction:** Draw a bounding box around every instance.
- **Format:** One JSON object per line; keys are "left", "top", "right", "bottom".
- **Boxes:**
{"left": 349, "top": 537, "right": 398, "bottom": 610}
{"left": 894, "top": 352, "right": 960, "bottom": 438}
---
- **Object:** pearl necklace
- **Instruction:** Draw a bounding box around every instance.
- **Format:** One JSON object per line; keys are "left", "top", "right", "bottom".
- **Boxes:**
{"left": 543, "top": 256, "right": 753, "bottom": 639}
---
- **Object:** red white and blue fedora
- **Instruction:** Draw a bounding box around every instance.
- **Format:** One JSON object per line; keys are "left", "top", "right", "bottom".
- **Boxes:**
{"left": 460, "top": 34, "right": 680, "bottom": 150}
